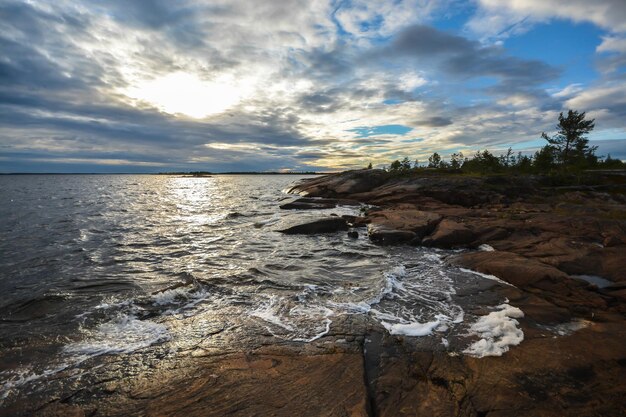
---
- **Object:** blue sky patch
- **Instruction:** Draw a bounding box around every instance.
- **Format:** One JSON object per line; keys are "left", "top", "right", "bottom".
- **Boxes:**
{"left": 350, "top": 124, "right": 413, "bottom": 138}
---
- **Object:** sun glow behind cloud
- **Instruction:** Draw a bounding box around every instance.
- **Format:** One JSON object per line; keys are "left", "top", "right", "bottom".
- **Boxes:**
{"left": 123, "top": 72, "right": 249, "bottom": 118}
{"left": 1, "top": 0, "right": 625, "bottom": 173}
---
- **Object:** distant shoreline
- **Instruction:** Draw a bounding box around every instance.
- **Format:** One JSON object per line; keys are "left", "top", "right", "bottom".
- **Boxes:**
{"left": 0, "top": 172, "right": 331, "bottom": 176}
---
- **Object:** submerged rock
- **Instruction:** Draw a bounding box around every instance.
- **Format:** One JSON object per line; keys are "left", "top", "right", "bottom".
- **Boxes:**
{"left": 278, "top": 217, "right": 349, "bottom": 234}
{"left": 279, "top": 197, "right": 361, "bottom": 210}
{"left": 347, "top": 231, "right": 359, "bottom": 239}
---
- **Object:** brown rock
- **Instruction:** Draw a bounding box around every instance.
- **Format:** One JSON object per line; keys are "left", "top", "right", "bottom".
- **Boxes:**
{"left": 367, "top": 209, "right": 442, "bottom": 238}
{"left": 46, "top": 352, "right": 370, "bottom": 417}
{"left": 278, "top": 217, "right": 348, "bottom": 234}
{"left": 450, "top": 251, "right": 568, "bottom": 287}
{"left": 422, "top": 219, "right": 475, "bottom": 248}
{"left": 287, "top": 169, "right": 388, "bottom": 197}
{"left": 450, "top": 251, "right": 608, "bottom": 312}
{"left": 367, "top": 223, "right": 416, "bottom": 245}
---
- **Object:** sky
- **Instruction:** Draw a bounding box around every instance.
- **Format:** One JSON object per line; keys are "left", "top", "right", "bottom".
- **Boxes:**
{"left": 1, "top": 0, "right": 625, "bottom": 173}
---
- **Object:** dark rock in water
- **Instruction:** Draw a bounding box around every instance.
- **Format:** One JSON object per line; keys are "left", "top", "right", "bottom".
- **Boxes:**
{"left": 278, "top": 217, "right": 349, "bottom": 234}
{"left": 279, "top": 197, "right": 360, "bottom": 210}
{"left": 422, "top": 218, "right": 475, "bottom": 248}
{"left": 367, "top": 223, "right": 416, "bottom": 245}
{"left": 347, "top": 231, "right": 359, "bottom": 239}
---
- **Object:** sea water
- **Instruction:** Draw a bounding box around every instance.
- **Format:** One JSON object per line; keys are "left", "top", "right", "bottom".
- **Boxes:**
{"left": 0, "top": 174, "right": 523, "bottom": 406}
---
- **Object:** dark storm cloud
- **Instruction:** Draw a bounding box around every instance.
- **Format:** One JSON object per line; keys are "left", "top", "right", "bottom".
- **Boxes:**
{"left": 414, "top": 116, "right": 453, "bottom": 127}
{"left": 378, "top": 24, "right": 561, "bottom": 91}
{"left": 297, "top": 91, "right": 347, "bottom": 113}
{"left": 392, "top": 25, "right": 472, "bottom": 56}
{"left": 0, "top": 98, "right": 309, "bottom": 149}
{"left": 89, "top": 0, "right": 226, "bottom": 49}
{"left": 295, "top": 46, "right": 355, "bottom": 79}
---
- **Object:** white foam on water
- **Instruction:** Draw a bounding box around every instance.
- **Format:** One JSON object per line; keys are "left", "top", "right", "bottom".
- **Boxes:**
{"left": 151, "top": 285, "right": 209, "bottom": 314}
{"left": 153, "top": 287, "right": 193, "bottom": 306}
{"left": 0, "top": 363, "right": 71, "bottom": 402}
{"left": 381, "top": 319, "right": 441, "bottom": 336}
{"left": 463, "top": 303, "right": 524, "bottom": 358}
{"left": 251, "top": 297, "right": 295, "bottom": 332}
{"left": 292, "top": 305, "right": 333, "bottom": 342}
{"left": 251, "top": 293, "right": 335, "bottom": 342}
{"left": 422, "top": 252, "right": 443, "bottom": 263}
{"left": 478, "top": 244, "right": 495, "bottom": 252}
{"left": 331, "top": 261, "right": 465, "bottom": 340}
{"left": 329, "top": 264, "right": 406, "bottom": 315}
{"left": 460, "top": 268, "right": 514, "bottom": 287}
{"left": 64, "top": 314, "right": 170, "bottom": 357}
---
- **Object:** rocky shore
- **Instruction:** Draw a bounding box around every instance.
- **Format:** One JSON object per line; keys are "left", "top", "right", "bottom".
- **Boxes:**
{"left": 27, "top": 170, "right": 626, "bottom": 417}
{"left": 278, "top": 169, "right": 626, "bottom": 415}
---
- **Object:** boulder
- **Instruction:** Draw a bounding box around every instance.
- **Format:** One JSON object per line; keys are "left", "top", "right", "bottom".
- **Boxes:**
{"left": 287, "top": 169, "right": 388, "bottom": 197}
{"left": 367, "top": 223, "right": 416, "bottom": 245}
{"left": 367, "top": 209, "right": 442, "bottom": 238}
{"left": 422, "top": 219, "right": 475, "bottom": 248}
{"left": 278, "top": 217, "right": 349, "bottom": 234}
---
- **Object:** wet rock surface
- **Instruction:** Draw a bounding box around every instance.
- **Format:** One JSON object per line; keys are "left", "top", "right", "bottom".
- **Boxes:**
{"left": 278, "top": 169, "right": 626, "bottom": 416}
{"left": 278, "top": 217, "right": 349, "bottom": 234}
{"left": 279, "top": 197, "right": 361, "bottom": 210}
{"left": 13, "top": 170, "right": 626, "bottom": 417}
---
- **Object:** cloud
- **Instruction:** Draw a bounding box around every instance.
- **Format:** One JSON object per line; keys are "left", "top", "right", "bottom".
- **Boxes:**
{"left": 377, "top": 24, "right": 560, "bottom": 94}
{"left": 466, "top": 0, "right": 626, "bottom": 41}
{"left": 0, "top": 0, "right": 623, "bottom": 172}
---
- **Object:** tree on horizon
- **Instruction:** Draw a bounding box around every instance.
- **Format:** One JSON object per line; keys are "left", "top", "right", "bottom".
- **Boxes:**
{"left": 541, "top": 110, "right": 596, "bottom": 166}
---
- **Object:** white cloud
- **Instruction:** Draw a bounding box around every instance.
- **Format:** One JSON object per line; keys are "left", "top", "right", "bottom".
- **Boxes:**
{"left": 334, "top": 0, "right": 445, "bottom": 39}
{"left": 597, "top": 35, "right": 626, "bottom": 53}
{"left": 467, "top": 0, "right": 626, "bottom": 41}
{"left": 550, "top": 83, "right": 584, "bottom": 99}
{"left": 565, "top": 83, "right": 626, "bottom": 118}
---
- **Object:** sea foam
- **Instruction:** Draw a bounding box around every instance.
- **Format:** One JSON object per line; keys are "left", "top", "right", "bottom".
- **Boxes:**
{"left": 64, "top": 314, "right": 170, "bottom": 357}
{"left": 463, "top": 303, "right": 524, "bottom": 358}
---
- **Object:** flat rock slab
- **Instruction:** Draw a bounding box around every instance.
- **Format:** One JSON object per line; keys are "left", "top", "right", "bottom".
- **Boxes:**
{"left": 449, "top": 251, "right": 609, "bottom": 313}
{"left": 287, "top": 169, "right": 388, "bottom": 197}
{"left": 278, "top": 217, "right": 349, "bottom": 234}
{"left": 35, "top": 352, "right": 369, "bottom": 417}
{"left": 280, "top": 197, "right": 361, "bottom": 210}
{"left": 368, "top": 209, "right": 442, "bottom": 237}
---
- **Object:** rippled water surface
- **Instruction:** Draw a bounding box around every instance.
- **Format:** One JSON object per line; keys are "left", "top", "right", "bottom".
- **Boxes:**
{"left": 0, "top": 174, "right": 505, "bottom": 405}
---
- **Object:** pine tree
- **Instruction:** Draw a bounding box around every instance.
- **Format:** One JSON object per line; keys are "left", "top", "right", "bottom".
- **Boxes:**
{"left": 428, "top": 152, "right": 441, "bottom": 168}
{"left": 541, "top": 110, "right": 595, "bottom": 165}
